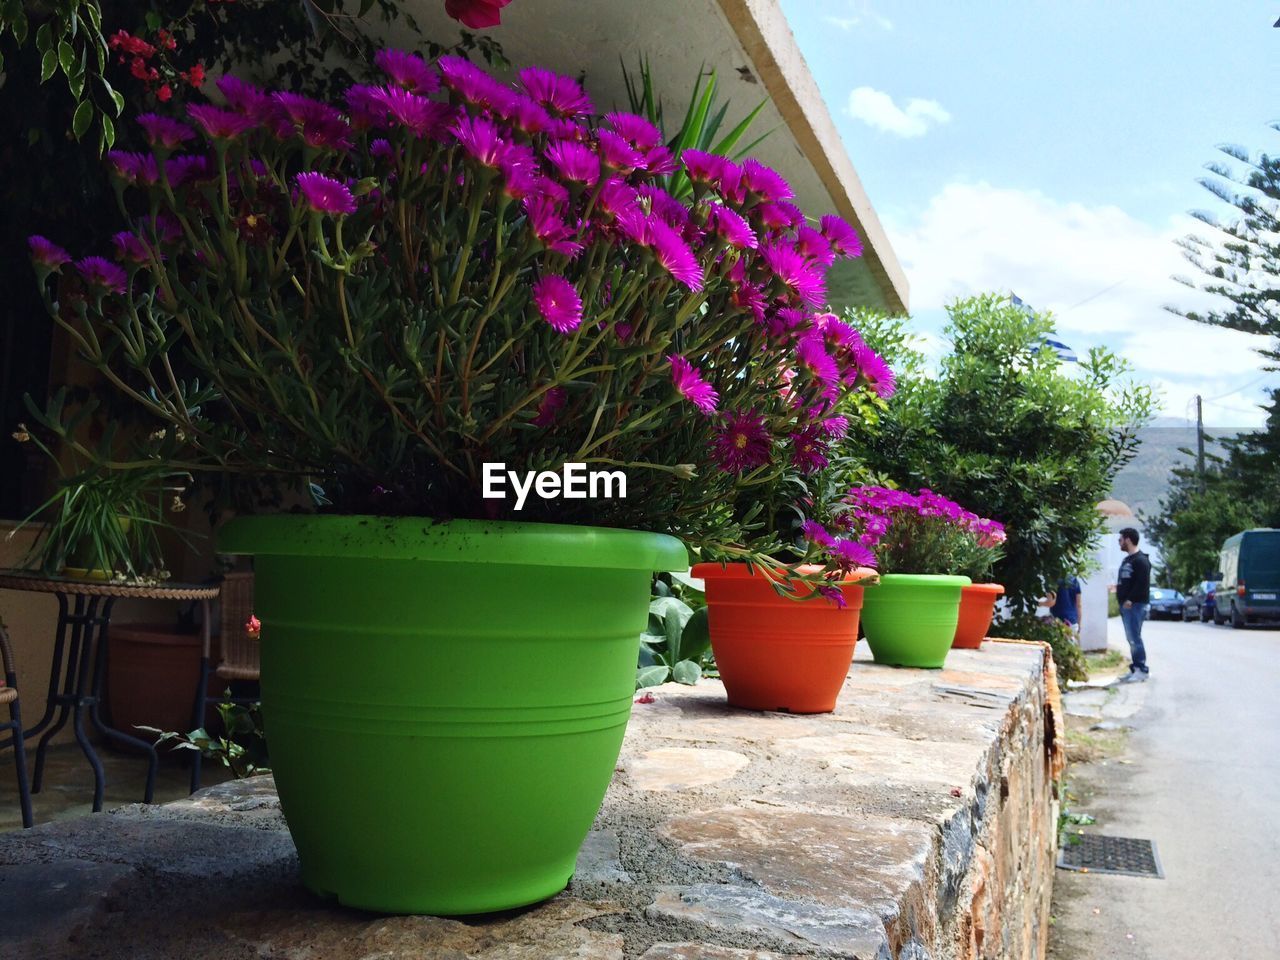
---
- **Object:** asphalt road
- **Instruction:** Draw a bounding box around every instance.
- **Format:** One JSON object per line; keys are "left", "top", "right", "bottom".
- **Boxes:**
{"left": 1049, "top": 617, "right": 1280, "bottom": 958}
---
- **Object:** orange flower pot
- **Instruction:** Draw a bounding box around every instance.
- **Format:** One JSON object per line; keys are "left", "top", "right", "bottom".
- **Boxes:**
{"left": 952, "top": 582, "right": 1005, "bottom": 649}
{"left": 691, "top": 563, "right": 876, "bottom": 714}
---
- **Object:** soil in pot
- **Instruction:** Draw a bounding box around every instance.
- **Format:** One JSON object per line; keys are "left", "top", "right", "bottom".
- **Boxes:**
{"left": 692, "top": 563, "right": 875, "bottom": 713}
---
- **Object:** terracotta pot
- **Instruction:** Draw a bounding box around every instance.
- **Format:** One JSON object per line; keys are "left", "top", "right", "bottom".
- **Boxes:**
{"left": 692, "top": 563, "right": 876, "bottom": 714}
{"left": 107, "top": 623, "right": 205, "bottom": 745}
{"left": 953, "top": 582, "right": 1006, "bottom": 649}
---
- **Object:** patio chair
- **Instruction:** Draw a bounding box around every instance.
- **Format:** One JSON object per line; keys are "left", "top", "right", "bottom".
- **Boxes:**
{"left": 0, "top": 622, "right": 34, "bottom": 828}
{"left": 190, "top": 571, "right": 260, "bottom": 793}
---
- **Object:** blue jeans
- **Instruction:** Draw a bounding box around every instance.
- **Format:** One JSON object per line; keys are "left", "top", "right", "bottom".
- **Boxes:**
{"left": 1120, "top": 603, "right": 1149, "bottom": 673}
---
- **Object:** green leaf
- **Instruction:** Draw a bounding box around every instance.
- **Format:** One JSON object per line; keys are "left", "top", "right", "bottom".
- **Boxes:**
{"left": 99, "top": 112, "right": 115, "bottom": 151}
{"left": 58, "top": 39, "right": 74, "bottom": 75}
{"left": 72, "top": 100, "right": 93, "bottom": 140}
{"left": 711, "top": 98, "right": 770, "bottom": 156}
{"left": 680, "top": 606, "right": 711, "bottom": 663}
{"left": 636, "top": 665, "right": 669, "bottom": 689}
{"left": 145, "top": 11, "right": 161, "bottom": 30}
{"left": 672, "top": 660, "right": 702, "bottom": 685}
{"left": 83, "top": 3, "right": 101, "bottom": 32}
{"left": 35, "top": 21, "right": 51, "bottom": 52}
{"left": 649, "top": 596, "right": 693, "bottom": 630}
{"left": 12, "top": 11, "right": 27, "bottom": 45}
{"left": 40, "top": 49, "right": 57, "bottom": 82}
{"left": 99, "top": 75, "right": 124, "bottom": 115}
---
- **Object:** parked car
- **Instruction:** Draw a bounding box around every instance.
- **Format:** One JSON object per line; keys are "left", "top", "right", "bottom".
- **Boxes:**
{"left": 1182, "top": 581, "right": 1217, "bottom": 622}
{"left": 1214, "top": 529, "right": 1280, "bottom": 628}
{"left": 1147, "top": 588, "right": 1185, "bottom": 620}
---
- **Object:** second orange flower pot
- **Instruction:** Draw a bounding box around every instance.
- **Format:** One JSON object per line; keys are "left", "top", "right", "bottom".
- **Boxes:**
{"left": 952, "top": 582, "right": 1005, "bottom": 649}
{"left": 692, "top": 563, "right": 876, "bottom": 714}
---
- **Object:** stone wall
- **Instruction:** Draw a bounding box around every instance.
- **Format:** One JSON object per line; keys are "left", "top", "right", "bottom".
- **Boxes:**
{"left": 0, "top": 640, "right": 1056, "bottom": 960}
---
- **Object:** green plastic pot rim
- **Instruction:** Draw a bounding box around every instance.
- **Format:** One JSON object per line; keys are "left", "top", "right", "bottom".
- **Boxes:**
{"left": 691, "top": 561, "right": 877, "bottom": 585}
{"left": 218, "top": 515, "right": 688, "bottom": 571}
{"left": 863, "top": 573, "right": 972, "bottom": 588}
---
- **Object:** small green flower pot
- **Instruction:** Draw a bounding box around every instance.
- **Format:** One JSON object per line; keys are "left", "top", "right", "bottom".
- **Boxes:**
{"left": 859, "top": 573, "right": 971, "bottom": 668}
{"left": 219, "top": 515, "right": 686, "bottom": 915}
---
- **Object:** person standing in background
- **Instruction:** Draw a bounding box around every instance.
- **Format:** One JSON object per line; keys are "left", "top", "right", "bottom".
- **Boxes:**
{"left": 1116, "top": 527, "right": 1152, "bottom": 683}
{"left": 1048, "top": 575, "right": 1083, "bottom": 637}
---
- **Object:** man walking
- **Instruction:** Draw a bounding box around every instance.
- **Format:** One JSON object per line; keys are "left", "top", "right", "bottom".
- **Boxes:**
{"left": 1116, "top": 527, "right": 1152, "bottom": 682}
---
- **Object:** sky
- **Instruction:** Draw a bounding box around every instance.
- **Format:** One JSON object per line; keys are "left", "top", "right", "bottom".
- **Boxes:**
{"left": 779, "top": 0, "right": 1280, "bottom": 428}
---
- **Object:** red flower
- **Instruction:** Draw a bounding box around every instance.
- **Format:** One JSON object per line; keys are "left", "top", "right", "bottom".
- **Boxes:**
{"left": 157, "top": 84, "right": 173, "bottom": 102}
{"left": 184, "top": 63, "right": 206, "bottom": 87}
{"left": 109, "top": 30, "right": 156, "bottom": 58}
{"left": 156, "top": 29, "right": 177, "bottom": 51}
{"left": 129, "top": 57, "right": 157, "bottom": 82}
{"left": 444, "top": 0, "right": 513, "bottom": 29}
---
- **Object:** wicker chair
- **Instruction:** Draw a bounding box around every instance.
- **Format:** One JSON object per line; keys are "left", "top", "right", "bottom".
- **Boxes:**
{"left": 0, "top": 623, "right": 34, "bottom": 828}
{"left": 191, "top": 571, "right": 260, "bottom": 792}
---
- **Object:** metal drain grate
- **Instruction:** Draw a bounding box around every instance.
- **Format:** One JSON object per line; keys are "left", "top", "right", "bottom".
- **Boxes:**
{"left": 1058, "top": 834, "right": 1164, "bottom": 878}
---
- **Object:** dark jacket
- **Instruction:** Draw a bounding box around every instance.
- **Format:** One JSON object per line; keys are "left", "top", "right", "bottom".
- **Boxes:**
{"left": 1117, "top": 551, "right": 1151, "bottom": 605}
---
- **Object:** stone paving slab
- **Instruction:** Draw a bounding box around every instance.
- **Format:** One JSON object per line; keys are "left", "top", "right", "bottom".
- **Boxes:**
{"left": 0, "top": 639, "right": 1054, "bottom": 960}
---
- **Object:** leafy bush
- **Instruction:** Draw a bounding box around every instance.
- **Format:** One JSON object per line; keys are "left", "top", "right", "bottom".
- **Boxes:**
{"left": 989, "top": 613, "right": 1087, "bottom": 683}
{"left": 637, "top": 576, "right": 716, "bottom": 686}
{"left": 848, "top": 297, "right": 1154, "bottom": 613}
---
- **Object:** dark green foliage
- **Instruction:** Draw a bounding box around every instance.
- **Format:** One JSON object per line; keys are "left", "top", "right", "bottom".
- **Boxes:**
{"left": 988, "top": 613, "right": 1088, "bottom": 684}
{"left": 848, "top": 296, "right": 1155, "bottom": 614}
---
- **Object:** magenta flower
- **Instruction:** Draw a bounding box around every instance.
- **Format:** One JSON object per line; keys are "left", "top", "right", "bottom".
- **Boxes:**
{"left": 708, "top": 205, "right": 758, "bottom": 250}
{"left": 620, "top": 212, "right": 703, "bottom": 291}
{"left": 815, "top": 313, "right": 864, "bottom": 351}
{"left": 165, "top": 154, "right": 211, "bottom": 187}
{"left": 518, "top": 67, "right": 593, "bottom": 117}
{"left": 295, "top": 172, "right": 357, "bottom": 215}
{"left": 273, "top": 92, "right": 352, "bottom": 150}
{"left": 217, "top": 75, "right": 274, "bottom": 119}
{"left": 107, "top": 151, "right": 159, "bottom": 185}
{"left": 762, "top": 241, "right": 826, "bottom": 308}
{"left": 801, "top": 520, "right": 835, "bottom": 549}
{"left": 523, "top": 193, "right": 583, "bottom": 257}
{"left": 854, "top": 345, "right": 897, "bottom": 398}
{"left": 712, "top": 411, "right": 771, "bottom": 473}
{"left": 741, "top": 158, "right": 793, "bottom": 202}
{"left": 451, "top": 114, "right": 508, "bottom": 166}
{"left": 669, "top": 355, "right": 718, "bottom": 415}
{"left": 374, "top": 49, "right": 441, "bottom": 95}
{"left": 499, "top": 143, "right": 540, "bottom": 199}
{"left": 796, "top": 334, "right": 840, "bottom": 388}
{"left": 642, "top": 145, "right": 680, "bottom": 176}
{"left": 820, "top": 214, "right": 864, "bottom": 259}
{"left": 111, "top": 232, "right": 151, "bottom": 264}
{"left": 137, "top": 113, "right": 194, "bottom": 149}
{"left": 755, "top": 201, "right": 805, "bottom": 230}
{"left": 796, "top": 226, "right": 835, "bottom": 266}
{"left": 76, "top": 256, "right": 128, "bottom": 294}
{"left": 28, "top": 235, "right": 71, "bottom": 269}
{"left": 605, "top": 112, "right": 663, "bottom": 151}
{"left": 639, "top": 186, "right": 690, "bottom": 229}
{"left": 501, "top": 95, "right": 551, "bottom": 135}
{"left": 789, "top": 425, "right": 829, "bottom": 474}
{"left": 545, "top": 139, "right": 600, "bottom": 186}
{"left": 818, "top": 584, "right": 848, "bottom": 609}
{"left": 532, "top": 386, "right": 568, "bottom": 427}
{"left": 437, "top": 56, "right": 516, "bottom": 114}
{"left": 597, "top": 130, "right": 644, "bottom": 173}
{"left": 732, "top": 282, "right": 766, "bottom": 325}
{"left": 681, "top": 149, "right": 724, "bottom": 185}
{"left": 820, "top": 415, "right": 849, "bottom": 438}
{"left": 445, "top": 0, "right": 513, "bottom": 29}
{"left": 597, "top": 178, "right": 640, "bottom": 220}
{"left": 830, "top": 538, "right": 876, "bottom": 573}
{"left": 377, "top": 87, "right": 454, "bottom": 139}
{"left": 187, "top": 104, "right": 256, "bottom": 140}
{"left": 532, "top": 275, "right": 584, "bottom": 334}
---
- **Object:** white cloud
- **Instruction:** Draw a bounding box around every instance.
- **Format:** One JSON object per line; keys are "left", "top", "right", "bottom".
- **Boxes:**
{"left": 823, "top": 1, "right": 893, "bottom": 32}
{"left": 847, "top": 87, "right": 950, "bottom": 138}
{"left": 885, "top": 181, "right": 1276, "bottom": 426}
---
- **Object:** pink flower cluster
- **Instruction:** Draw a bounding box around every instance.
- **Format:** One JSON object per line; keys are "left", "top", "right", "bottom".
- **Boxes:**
{"left": 32, "top": 49, "right": 900, "bottom": 517}
{"left": 845, "top": 487, "right": 1005, "bottom": 545}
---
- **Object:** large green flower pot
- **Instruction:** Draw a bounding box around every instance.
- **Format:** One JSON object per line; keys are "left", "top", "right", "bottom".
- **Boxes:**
{"left": 218, "top": 515, "right": 686, "bottom": 915}
{"left": 859, "top": 573, "right": 971, "bottom": 668}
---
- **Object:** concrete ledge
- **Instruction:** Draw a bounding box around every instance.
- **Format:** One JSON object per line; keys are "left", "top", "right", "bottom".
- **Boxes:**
{"left": 0, "top": 640, "right": 1055, "bottom": 959}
